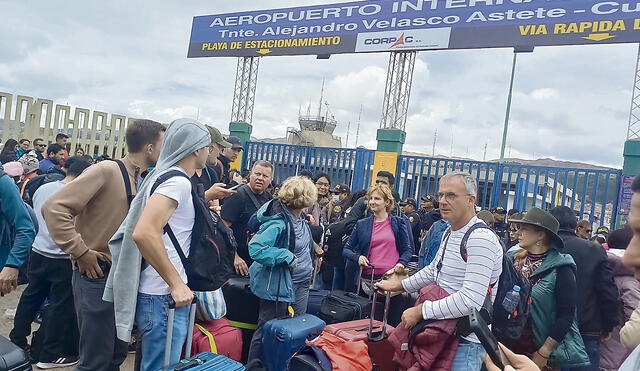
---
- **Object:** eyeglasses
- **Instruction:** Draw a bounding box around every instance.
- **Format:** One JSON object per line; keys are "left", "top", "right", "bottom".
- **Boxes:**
{"left": 36, "top": 144, "right": 46, "bottom": 147}
{"left": 316, "top": 182, "right": 330, "bottom": 187}
{"left": 436, "top": 192, "right": 472, "bottom": 202}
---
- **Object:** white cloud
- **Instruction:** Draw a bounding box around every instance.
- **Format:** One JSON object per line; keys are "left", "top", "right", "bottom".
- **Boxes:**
{"left": 530, "top": 88, "right": 559, "bottom": 101}
{"left": 0, "top": 0, "right": 635, "bottom": 168}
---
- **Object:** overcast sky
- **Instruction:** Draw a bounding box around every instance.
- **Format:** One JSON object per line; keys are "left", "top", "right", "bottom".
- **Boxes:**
{"left": 0, "top": 0, "right": 636, "bottom": 168}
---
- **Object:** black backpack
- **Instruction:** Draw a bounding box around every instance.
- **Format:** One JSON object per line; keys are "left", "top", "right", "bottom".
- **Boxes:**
{"left": 150, "top": 170, "right": 236, "bottom": 292}
{"left": 442, "top": 222, "right": 531, "bottom": 340}
{"left": 21, "top": 172, "right": 65, "bottom": 206}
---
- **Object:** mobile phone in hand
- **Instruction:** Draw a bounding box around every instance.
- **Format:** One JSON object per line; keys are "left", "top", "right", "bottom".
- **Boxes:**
{"left": 468, "top": 308, "right": 507, "bottom": 370}
{"left": 228, "top": 183, "right": 242, "bottom": 191}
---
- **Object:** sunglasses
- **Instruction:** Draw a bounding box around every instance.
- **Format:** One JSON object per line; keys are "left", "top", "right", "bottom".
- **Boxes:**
{"left": 36, "top": 144, "right": 46, "bottom": 147}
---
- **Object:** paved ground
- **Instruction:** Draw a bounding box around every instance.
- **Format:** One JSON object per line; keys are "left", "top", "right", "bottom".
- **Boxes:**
{"left": 1, "top": 285, "right": 135, "bottom": 370}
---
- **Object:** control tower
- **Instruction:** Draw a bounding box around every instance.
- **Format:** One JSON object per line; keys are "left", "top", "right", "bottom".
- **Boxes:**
{"left": 286, "top": 80, "right": 342, "bottom": 148}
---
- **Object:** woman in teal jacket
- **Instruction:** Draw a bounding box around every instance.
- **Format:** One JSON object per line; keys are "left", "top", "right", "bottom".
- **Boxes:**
{"left": 246, "top": 176, "right": 318, "bottom": 363}
{"left": 0, "top": 166, "right": 36, "bottom": 295}
{"left": 506, "top": 208, "right": 589, "bottom": 369}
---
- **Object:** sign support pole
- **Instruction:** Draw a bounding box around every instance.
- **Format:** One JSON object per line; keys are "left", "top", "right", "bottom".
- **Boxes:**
{"left": 229, "top": 56, "right": 259, "bottom": 170}
{"left": 374, "top": 51, "right": 416, "bottom": 186}
{"left": 618, "top": 44, "right": 640, "bottom": 227}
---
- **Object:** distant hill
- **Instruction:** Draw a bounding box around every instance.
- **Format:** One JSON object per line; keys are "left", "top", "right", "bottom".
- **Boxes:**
{"left": 496, "top": 157, "right": 619, "bottom": 171}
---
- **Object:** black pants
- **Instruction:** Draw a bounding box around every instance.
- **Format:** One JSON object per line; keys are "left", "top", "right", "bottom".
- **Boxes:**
{"left": 10, "top": 250, "right": 79, "bottom": 362}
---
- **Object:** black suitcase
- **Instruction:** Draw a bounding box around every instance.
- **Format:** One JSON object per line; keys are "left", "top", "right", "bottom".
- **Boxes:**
{"left": 0, "top": 336, "right": 31, "bottom": 371}
{"left": 221, "top": 276, "right": 259, "bottom": 363}
{"left": 318, "top": 269, "right": 376, "bottom": 324}
{"left": 318, "top": 290, "right": 372, "bottom": 324}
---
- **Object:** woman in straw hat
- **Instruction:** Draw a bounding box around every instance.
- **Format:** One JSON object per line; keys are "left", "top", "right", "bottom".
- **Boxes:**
{"left": 504, "top": 208, "right": 589, "bottom": 370}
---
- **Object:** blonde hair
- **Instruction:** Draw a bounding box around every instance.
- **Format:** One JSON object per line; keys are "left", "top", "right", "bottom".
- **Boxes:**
{"left": 367, "top": 185, "right": 395, "bottom": 212}
{"left": 277, "top": 176, "right": 318, "bottom": 210}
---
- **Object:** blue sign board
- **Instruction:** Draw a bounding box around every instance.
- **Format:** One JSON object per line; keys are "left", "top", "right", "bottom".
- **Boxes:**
{"left": 618, "top": 174, "right": 635, "bottom": 215}
{"left": 188, "top": 0, "right": 640, "bottom": 57}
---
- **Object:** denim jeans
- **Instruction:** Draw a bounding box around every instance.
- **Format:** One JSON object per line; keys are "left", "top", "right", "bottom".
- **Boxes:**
{"left": 135, "top": 293, "right": 189, "bottom": 371}
{"left": 72, "top": 270, "right": 127, "bottom": 371}
{"left": 332, "top": 266, "right": 346, "bottom": 291}
{"left": 561, "top": 337, "right": 599, "bottom": 371}
{"left": 247, "top": 280, "right": 311, "bottom": 363}
{"left": 451, "top": 339, "right": 486, "bottom": 371}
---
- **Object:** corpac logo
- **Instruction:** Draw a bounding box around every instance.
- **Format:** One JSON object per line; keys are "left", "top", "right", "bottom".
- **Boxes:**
{"left": 355, "top": 28, "right": 451, "bottom": 53}
{"left": 363, "top": 33, "right": 415, "bottom": 48}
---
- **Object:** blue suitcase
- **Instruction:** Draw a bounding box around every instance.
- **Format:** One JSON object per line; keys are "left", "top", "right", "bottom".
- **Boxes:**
{"left": 163, "top": 353, "right": 244, "bottom": 370}
{"left": 261, "top": 314, "right": 326, "bottom": 371}
{"left": 160, "top": 301, "right": 245, "bottom": 370}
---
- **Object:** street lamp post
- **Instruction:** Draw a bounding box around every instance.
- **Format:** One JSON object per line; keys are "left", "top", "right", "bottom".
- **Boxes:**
{"left": 499, "top": 46, "right": 534, "bottom": 163}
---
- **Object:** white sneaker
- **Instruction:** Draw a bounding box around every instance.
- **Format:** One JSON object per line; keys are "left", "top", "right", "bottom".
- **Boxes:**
{"left": 36, "top": 356, "right": 79, "bottom": 369}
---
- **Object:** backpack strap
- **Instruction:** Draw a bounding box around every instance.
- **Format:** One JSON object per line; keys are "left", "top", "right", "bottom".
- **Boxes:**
{"left": 459, "top": 222, "right": 491, "bottom": 262}
{"left": 115, "top": 160, "right": 134, "bottom": 206}
{"left": 435, "top": 227, "right": 452, "bottom": 283}
{"left": 239, "top": 184, "right": 262, "bottom": 210}
{"left": 149, "top": 170, "right": 192, "bottom": 269}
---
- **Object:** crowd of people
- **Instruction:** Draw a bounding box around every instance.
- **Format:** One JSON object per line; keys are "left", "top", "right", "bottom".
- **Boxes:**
{"left": 2, "top": 118, "right": 640, "bottom": 371}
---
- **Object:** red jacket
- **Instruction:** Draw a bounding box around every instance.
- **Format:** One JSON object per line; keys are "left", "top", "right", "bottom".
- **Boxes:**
{"left": 388, "top": 283, "right": 460, "bottom": 371}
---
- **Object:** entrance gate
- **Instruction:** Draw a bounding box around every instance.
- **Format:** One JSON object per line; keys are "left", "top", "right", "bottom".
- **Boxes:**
{"left": 245, "top": 141, "right": 622, "bottom": 228}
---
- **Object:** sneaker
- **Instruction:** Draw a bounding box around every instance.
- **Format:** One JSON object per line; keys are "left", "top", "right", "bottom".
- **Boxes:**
{"left": 36, "top": 356, "right": 79, "bottom": 369}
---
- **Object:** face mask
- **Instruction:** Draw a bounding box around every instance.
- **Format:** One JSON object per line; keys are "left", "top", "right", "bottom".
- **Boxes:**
{"left": 332, "top": 194, "right": 340, "bottom": 203}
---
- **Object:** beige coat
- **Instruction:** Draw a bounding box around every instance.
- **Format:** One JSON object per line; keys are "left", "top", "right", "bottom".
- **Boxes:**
{"left": 621, "top": 305, "right": 640, "bottom": 350}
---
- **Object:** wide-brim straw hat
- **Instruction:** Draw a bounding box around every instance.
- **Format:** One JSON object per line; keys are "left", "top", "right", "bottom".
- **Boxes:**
{"left": 509, "top": 207, "right": 564, "bottom": 249}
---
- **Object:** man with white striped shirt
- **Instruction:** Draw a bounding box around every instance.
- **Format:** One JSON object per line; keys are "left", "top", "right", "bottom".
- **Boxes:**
{"left": 376, "top": 172, "right": 503, "bottom": 371}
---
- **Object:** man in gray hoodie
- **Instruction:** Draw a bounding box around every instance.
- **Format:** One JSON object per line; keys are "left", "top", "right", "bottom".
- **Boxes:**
{"left": 104, "top": 118, "right": 211, "bottom": 370}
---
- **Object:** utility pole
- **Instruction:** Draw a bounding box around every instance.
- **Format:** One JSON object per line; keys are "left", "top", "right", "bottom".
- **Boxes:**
{"left": 499, "top": 46, "right": 534, "bottom": 163}
{"left": 318, "top": 78, "right": 325, "bottom": 118}
{"left": 450, "top": 129, "right": 454, "bottom": 157}
{"left": 432, "top": 128, "right": 437, "bottom": 156}
{"left": 355, "top": 104, "right": 362, "bottom": 146}
{"left": 345, "top": 120, "right": 351, "bottom": 147}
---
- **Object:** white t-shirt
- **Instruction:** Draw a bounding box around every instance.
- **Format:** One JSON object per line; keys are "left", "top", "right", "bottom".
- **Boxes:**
{"left": 32, "top": 181, "right": 68, "bottom": 258}
{"left": 138, "top": 166, "right": 194, "bottom": 295}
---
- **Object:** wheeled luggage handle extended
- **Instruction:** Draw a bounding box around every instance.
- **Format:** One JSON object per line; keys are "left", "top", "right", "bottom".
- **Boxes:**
{"left": 368, "top": 289, "right": 391, "bottom": 341}
{"left": 164, "top": 297, "right": 197, "bottom": 369}
{"left": 355, "top": 264, "right": 376, "bottom": 301}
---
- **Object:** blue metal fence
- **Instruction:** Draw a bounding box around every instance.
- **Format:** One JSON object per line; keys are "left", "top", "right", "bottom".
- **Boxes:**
{"left": 396, "top": 155, "right": 622, "bottom": 228}
{"left": 244, "top": 142, "right": 375, "bottom": 190}
{"left": 243, "top": 141, "right": 622, "bottom": 229}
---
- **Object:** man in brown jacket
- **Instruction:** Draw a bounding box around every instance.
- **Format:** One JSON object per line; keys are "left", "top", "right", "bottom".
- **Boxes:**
{"left": 44, "top": 119, "right": 165, "bottom": 371}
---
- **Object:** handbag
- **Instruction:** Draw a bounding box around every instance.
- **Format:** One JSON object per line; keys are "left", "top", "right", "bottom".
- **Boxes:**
{"left": 194, "top": 289, "right": 227, "bottom": 322}
{"left": 360, "top": 267, "right": 409, "bottom": 298}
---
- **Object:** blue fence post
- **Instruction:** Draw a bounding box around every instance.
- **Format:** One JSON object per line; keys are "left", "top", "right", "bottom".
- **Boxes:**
{"left": 491, "top": 163, "right": 504, "bottom": 209}
{"left": 352, "top": 147, "right": 370, "bottom": 191}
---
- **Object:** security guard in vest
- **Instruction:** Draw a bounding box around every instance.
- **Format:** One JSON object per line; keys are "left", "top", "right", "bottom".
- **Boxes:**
{"left": 400, "top": 198, "right": 422, "bottom": 255}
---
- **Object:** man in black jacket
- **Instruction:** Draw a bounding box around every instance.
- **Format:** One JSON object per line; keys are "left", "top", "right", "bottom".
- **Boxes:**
{"left": 549, "top": 206, "right": 620, "bottom": 371}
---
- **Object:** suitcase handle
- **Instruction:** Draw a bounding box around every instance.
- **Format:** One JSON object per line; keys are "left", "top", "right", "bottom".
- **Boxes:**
{"left": 164, "top": 297, "right": 197, "bottom": 368}
{"left": 368, "top": 289, "right": 391, "bottom": 342}
{"left": 355, "top": 265, "right": 376, "bottom": 301}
